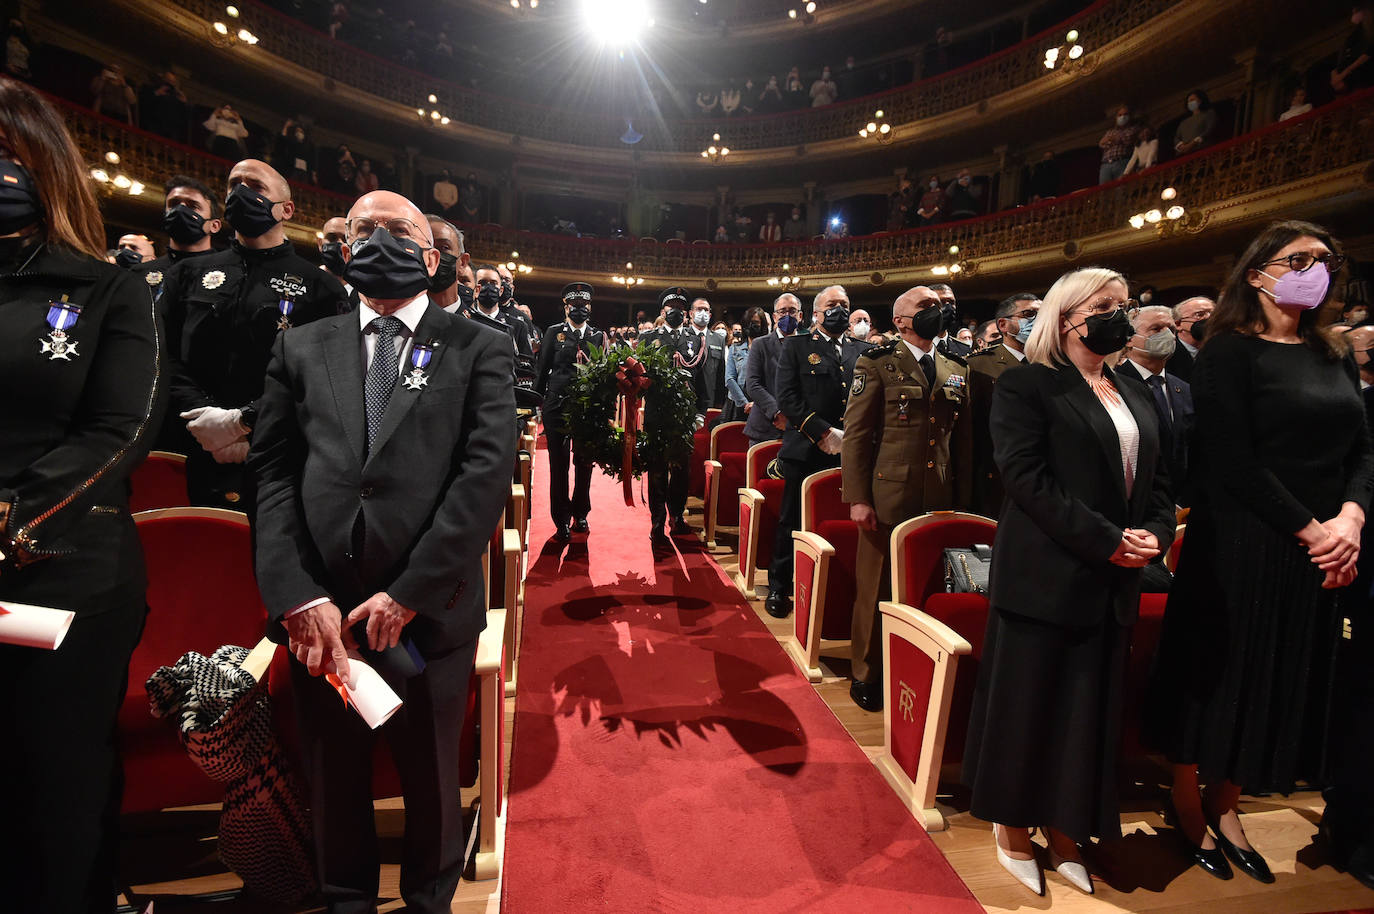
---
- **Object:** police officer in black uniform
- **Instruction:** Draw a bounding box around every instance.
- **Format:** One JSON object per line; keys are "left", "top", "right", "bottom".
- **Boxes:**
{"left": 318, "top": 214, "right": 360, "bottom": 313}
{"left": 424, "top": 214, "right": 472, "bottom": 315}
{"left": 159, "top": 159, "right": 347, "bottom": 510}
{"left": 135, "top": 174, "right": 223, "bottom": 302}
{"left": 534, "top": 282, "right": 606, "bottom": 541}
{"left": 496, "top": 261, "right": 540, "bottom": 355}
{"left": 765, "top": 284, "right": 867, "bottom": 617}
{"left": 0, "top": 79, "right": 164, "bottom": 914}
{"left": 643, "top": 287, "right": 713, "bottom": 546}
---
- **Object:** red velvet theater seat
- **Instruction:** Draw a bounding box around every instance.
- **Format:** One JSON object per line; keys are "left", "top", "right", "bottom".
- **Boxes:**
{"left": 122, "top": 507, "right": 265, "bottom": 814}
{"left": 702, "top": 421, "right": 748, "bottom": 547}
{"left": 734, "top": 440, "right": 784, "bottom": 598}
{"left": 783, "top": 469, "right": 856, "bottom": 682}
{"left": 128, "top": 451, "right": 189, "bottom": 514}
{"left": 688, "top": 408, "right": 723, "bottom": 500}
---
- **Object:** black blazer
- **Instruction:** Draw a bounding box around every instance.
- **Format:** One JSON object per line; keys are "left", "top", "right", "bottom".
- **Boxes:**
{"left": 987, "top": 362, "right": 1175, "bottom": 627}
{"left": 775, "top": 331, "right": 866, "bottom": 462}
{"left": 533, "top": 321, "right": 605, "bottom": 414}
{"left": 1117, "top": 362, "right": 1195, "bottom": 507}
{"left": 1166, "top": 342, "right": 1196, "bottom": 383}
{"left": 249, "top": 303, "right": 516, "bottom": 654}
{"left": 644, "top": 326, "right": 720, "bottom": 415}
{"left": 742, "top": 331, "right": 787, "bottom": 442}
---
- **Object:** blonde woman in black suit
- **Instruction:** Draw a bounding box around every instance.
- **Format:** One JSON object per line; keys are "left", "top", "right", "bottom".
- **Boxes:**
{"left": 963, "top": 267, "right": 1175, "bottom": 896}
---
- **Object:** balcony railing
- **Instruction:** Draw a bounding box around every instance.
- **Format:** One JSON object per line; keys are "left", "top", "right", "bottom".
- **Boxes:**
{"left": 155, "top": 0, "right": 1172, "bottom": 154}
{"left": 62, "top": 90, "right": 1374, "bottom": 283}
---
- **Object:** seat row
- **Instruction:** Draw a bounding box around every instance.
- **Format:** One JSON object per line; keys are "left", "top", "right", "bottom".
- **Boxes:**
{"left": 698, "top": 419, "right": 1185, "bottom": 832}
{"left": 118, "top": 431, "right": 537, "bottom": 897}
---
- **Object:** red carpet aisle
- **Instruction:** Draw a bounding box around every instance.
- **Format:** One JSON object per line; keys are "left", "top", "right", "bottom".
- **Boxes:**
{"left": 501, "top": 454, "right": 983, "bottom": 913}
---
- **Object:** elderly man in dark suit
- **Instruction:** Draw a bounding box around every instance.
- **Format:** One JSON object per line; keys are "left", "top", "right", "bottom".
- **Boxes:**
{"left": 765, "top": 284, "right": 868, "bottom": 617}
{"left": 1119, "top": 304, "right": 1195, "bottom": 508}
{"left": 743, "top": 292, "right": 802, "bottom": 445}
{"left": 965, "top": 292, "right": 1040, "bottom": 517}
{"left": 1167, "top": 295, "right": 1213, "bottom": 383}
{"left": 249, "top": 190, "right": 515, "bottom": 914}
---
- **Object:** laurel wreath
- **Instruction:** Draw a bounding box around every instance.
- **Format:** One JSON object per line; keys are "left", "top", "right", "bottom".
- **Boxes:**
{"left": 558, "top": 341, "right": 697, "bottom": 479}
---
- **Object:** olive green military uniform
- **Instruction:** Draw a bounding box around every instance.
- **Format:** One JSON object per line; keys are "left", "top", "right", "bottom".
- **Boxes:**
{"left": 965, "top": 342, "right": 1024, "bottom": 517}
{"left": 841, "top": 338, "right": 973, "bottom": 684}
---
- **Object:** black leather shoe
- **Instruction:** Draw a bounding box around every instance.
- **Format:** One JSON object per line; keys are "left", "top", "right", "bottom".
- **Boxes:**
{"left": 651, "top": 527, "right": 671, "bottom": 549}
{"left": 670, "top": 517, "right": 693, "bottom": 536}
{"left": 572, "top": 518, "right": 590, "bottom": 534}
{"left": 764, "top": 593, "right": 791, "bottom": 618}
{"left": 1321, "top": 815, "right": 1374, "bottom": 890}
{"left": 554, "top": 523, "right": 572, "bottom": 542}
{"left": 850, "top": 679, "right": 883, "bottom": 712}
{"left": 1162, "top": 801, "right": 1233, "bottom": 881}
{"left": 1212, "top": 822, "right": 1273, "bottom": 884}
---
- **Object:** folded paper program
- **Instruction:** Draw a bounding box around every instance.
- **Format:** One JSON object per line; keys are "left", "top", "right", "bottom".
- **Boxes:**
{"left": 0, "top": 601, "right": 75, "bottom": 649}
{"left": 326, "top": 653, "right": 403, "bottom": 729}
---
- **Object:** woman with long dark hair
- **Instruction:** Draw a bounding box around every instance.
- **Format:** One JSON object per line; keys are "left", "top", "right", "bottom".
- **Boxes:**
{"left": 1146, "top": 220, "right": 1373, "bottom": 883}
{"left": 723, "top": 305, "right": 769, "bottom": 423}
{"left": 0, "top": 77, "right": 163, "bottom": 912}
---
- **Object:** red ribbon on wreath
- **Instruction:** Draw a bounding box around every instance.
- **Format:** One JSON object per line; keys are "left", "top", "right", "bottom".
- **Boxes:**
{"left": 614, "top": 356, "right": 652, "bottom": 505}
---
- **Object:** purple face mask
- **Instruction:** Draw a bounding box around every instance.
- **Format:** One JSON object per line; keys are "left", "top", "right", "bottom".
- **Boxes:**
{"left": 1258, "top": 266, "right": 1330, "bottom": 310}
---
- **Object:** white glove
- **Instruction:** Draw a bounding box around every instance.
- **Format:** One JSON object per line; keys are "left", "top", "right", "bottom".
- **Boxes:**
{"left": 211, "top": 438, "right": 250, "bottom": 464}
{"left": 694, "top": 414, "right": 706, "bottom": 431}
{"left": 181, "top": 406, "right": 250, "bottom": 454}
{"left": 819, "top": 428, "right": 843, "bottom": 455}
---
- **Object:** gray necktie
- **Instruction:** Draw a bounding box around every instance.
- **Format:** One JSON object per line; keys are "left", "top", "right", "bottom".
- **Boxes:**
{"left": 365, "top": 315, "right": 404, "bottom": 452}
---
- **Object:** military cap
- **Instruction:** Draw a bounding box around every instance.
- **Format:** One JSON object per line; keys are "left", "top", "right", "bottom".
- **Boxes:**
{"left": 562, "top": 281, "right": 594, "bottom": 303}
{"left": 659, "top": 286, "right": 690, "bottom": 309}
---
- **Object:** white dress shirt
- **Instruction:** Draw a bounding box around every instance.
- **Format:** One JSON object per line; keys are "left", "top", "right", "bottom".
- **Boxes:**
{"left": 1126, "top": 356, "right": 1172, "bottom": 419}
{"left": 359, "top": 293, "right": 429, "bottom": 377}
{"left": 1002, "top": 342, "right": 1026, "bottom": 361}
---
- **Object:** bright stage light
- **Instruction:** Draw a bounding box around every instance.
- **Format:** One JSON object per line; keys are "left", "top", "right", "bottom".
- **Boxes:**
{"left": 580, "top": 0, "right": 654, "bottom": 46}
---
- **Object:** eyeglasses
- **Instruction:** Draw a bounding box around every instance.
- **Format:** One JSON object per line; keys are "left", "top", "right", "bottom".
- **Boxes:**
{"left": 1261, "top": 251, "right": 1346, "bottom": 274}
{"left": 346, "top": 216, "right": 427, "bottom": 241}
{"left": 1011, "top": 308, "right": 1039, "bottom": 321}
{"left": 1079, "top": 298, "right": 1135, "bottom": 316}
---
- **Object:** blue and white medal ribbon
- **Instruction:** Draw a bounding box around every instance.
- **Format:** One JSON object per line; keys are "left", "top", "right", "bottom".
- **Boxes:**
{"left": 402, "top": 341, "right": 434, "bottom": 390}
{"left": 40, "top": 297, "right": 82, "bottom": 361}
{"left": 276, "top": 296, "right": 295, "bottom": 330}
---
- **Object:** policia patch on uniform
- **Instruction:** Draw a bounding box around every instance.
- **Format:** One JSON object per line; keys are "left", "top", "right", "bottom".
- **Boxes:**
{"left": 851, "top": 372, "right": 866, "bottom": 396}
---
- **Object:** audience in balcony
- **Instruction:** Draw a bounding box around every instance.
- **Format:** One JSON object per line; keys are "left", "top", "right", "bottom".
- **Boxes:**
{"left": 1279, "top": 86, "right": 1314, "bottom": 121}
{"left": 139, "top": 70, "right": 191, "bottom": 144}
{"left": 810, "top": 66, "right": 839, "bottom": 107}
{"left": 353, "top": 157, "right": 380, "bottom": 195}
{"left": 720, "top": 84, "right": 743, "bottom": 117}
{"left": 1026, "top": 152, "right": 1060, "bottom": 204}
{"left": 782, "top": 206, "right": 808, "bottom": 241}
{"left": 1122, "top": 126, "right": 1159, "bottom": 175}
{"left": 328, "top": 0, "right": 349, "bottom": 39}
{"left": 695, "top": 90, "right": 719, "bottom": 116}
{"left": 1332, "top": 4, "right": 1373, "bottom": 93}
{"left": 756, "top": 75, "right": 784, "bottom": 113}
{"left": 273, "top": 117, "right": 317, "bottom": 186}
{"left": 916, "top": 175, "right": 945, "bottom": 225}
{"left": 758, "top": 212, "right": 782, "bottom": 243}
{"left": 203, "top": 104, "right": 250, "bottom": 160}
{"left": 825, "top": 218, "right": 850, "bottom": 239}
{"left": 784, "top": 67, "right": 806, "bottom": 108}
{"left": 91, "top": 62, "right": 136, "bottom": 124}
{"left": 945, "top": 169, "right": 984, "bottom": 221}
{"left": 1174, "top": 90, "right": 1218, "bottom": 156}
{"left": 327, "top": 143, "right": 357, "bottom": 193}
{"left": 4, "top": 18, "right": 29, "bottom": 80}
{"left": 460, "top": 174, "right": 487, "bottom": 223}
{"left": 1098, "top": 104, "right": 1143, "bottom": 184}
{"left": 887, "top": 177, "right": 918, "bottom": 231}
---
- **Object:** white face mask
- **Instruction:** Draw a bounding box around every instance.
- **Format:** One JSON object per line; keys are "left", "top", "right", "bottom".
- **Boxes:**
{"left": 692, "top": 310, "right": 711, "bottom": 328}
{"left": 1116, "top": 114, "right": 1129, "bottom": 126}
{"left": 852, "top": 320, "right": 871, "bottom": 339}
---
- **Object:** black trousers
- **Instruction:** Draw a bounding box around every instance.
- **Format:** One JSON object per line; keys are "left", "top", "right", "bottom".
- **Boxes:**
{"left": 291, "top": 638, "right": 479, "bottom": 914}
{"left": 0, "top": 597, "right": 146, "bottom": 914}
{"left": 767, "top": 451, "right": 838, "bottom": 598}
{"left": 646, "top": 464, "right": 690, "bottom": 529}
{"left": 544, "top": 414, "right": 593, "bottom": 526}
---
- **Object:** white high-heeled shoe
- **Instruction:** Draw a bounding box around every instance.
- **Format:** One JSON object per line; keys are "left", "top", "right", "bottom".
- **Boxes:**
{"left": 1047, "top": 844, "right": 1094, "bottom": 895}
{"left": 993, "top": 823, "right": 1044, "bottom": 896}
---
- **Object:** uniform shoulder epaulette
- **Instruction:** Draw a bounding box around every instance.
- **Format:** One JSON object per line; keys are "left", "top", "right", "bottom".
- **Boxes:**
{"left": 944, "top": 350, "right": 968, "bottom": 366}
{"left": 965, "top": 348, "right": 994, "bottom": 361}
{"left": 860, "top": 339, "right": 900, "bottom": 359}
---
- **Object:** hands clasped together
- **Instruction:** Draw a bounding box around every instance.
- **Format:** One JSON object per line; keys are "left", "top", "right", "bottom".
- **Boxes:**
{"left": 283, "top": 593, "right": 417, "bottom": 687}
{"left": 1298, "top": 506, "right": 1364, "bottom": 590}
{"left": 181, "top": 406, "right": 250, "bottom": 464}
{"left": 1109, "top": 528, "right": 1160, "bottom": 568}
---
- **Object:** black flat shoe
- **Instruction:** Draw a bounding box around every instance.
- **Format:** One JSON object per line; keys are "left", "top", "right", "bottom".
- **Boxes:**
{"left": 764, "top": 594, "right": 791, "bottom": 618}
{"left": 1320, "top": 817, "right": 1374, "bottom": 890}
{"left": 1211, "top": 823, "right": 1274, "bottom": 884}
{"left": 1162, "top": 801, "right": 1233, "bottom": 881}
{"left": 849, "top": 679, "right": 883, "bottom": 712}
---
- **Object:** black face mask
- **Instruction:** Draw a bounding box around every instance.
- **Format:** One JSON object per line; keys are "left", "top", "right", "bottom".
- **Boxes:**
{"left": 568, "top": 304, "right": 591, "bottom": 324}
{"left": 319, "top": 241, "right": 347, "bottom": 274}
{"left": 664, "top": 308, "right": 685, "bottom": 329}
{"left": 746, "top": 322, "right": 767, "bottom": 339}
{"left": 0, "top": 159, "right": 42, "bottom": 235}
{"left": 499, "top": 278, "right": 513, "bottom": 305}
{"left": 161, "top": 205, "right": 207, "bottom": 245}
{"left": 455, "top": 283, "right": 475, "bottom": 309}
{"left": 429, "top": 250, "right": 458, "bottom": 293}
{"left": 732, "top": 329, "right": 744, "bottom": 343}
{"left": 343, "top": 227, "right": 431, "bottom": 300}
{"left": 940, "top": 301, "right": 959, "bottom": 333}
{"left": 1071, "top": 308, "right": 1133, "bottom": 355}
{"left": 821, "top": 305, "right": 850, "bottom": 335}
{"left": 224, "top": 183, "right": 282, "bottom": 238}
{"left": 115, "top": 246, "right": 143, "bottom": 269}
{"left": 911, "top": 307, "right": 944, "bottom": 340}
{"left": 1188, "top": 318, "right": 1210, "bottom": 342}
{"left": 477, "top": 281, "right": 502, "bottom": 310}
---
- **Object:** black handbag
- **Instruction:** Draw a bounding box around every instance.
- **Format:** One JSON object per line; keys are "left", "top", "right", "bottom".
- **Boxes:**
{"left": 944, "top": 545, "right": 992, "bottom": 594}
